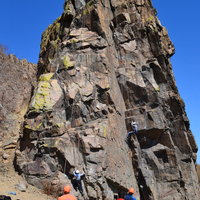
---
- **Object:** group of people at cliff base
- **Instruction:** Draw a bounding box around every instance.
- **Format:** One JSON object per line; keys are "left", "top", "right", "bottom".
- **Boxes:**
{"left": 58, "top": 184, "right": 136, "bottom": 200}
{"left": 115, "top": 188, "right": 136, "bottom": 200}
{"left": 58, "top": 120, "right": 138, "bottom": 200}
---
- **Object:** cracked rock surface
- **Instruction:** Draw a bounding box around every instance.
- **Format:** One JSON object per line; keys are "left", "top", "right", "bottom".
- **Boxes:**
{"left": 11, "top": 0, "right": 199, "bottom": 199}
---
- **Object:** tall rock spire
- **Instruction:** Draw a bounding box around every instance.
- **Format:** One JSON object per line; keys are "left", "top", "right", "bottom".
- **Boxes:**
{"left": 15, "top": 0, "right": 199, "bottom": 199}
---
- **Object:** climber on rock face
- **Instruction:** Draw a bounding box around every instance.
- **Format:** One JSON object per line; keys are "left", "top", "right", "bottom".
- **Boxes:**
{"left": 73, "top": 169, "right": 84, "bottom": 195}
{"left": 58, "top": 185, "right": 76, "bottom": 200}
{"left": 126, "top": 121, "right": 138, "bottom": 139}
{"left": 124, "top": 188, "right": 136, "bottom": 200}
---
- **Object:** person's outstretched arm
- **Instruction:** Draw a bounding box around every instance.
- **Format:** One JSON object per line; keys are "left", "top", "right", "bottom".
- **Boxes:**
{"left": 80, "top": 172, "right": 84, "bottom": 176}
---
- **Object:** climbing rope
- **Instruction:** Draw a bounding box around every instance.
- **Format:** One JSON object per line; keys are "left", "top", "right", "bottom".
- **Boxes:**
{"left": 63, "top": 155, "right": 67, "bottom": 175}
{"left": 114, "top": 3, "right": 133, "bottom": 111}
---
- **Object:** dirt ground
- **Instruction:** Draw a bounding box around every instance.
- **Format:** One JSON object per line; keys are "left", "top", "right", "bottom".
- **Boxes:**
{"left": 0, "top": 146, "right": 59, "bottom": 200}
{"left": 0, "top": 168, "right": 57, "bottom": 200}
{"left": 0, "top": 149, "right": 84, "bottom": 200}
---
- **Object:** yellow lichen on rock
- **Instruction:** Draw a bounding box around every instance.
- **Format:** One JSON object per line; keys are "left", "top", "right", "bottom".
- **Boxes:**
{"left": 63, "top": 55, "right": 74, "bottom": 69}
{"left": 39, "top": 17, "right": 61, "bottom": 54}
{"left": 82, "top": 0, "right": 94, "bottom": 15}
{"left": 29, "top": 73, "right": 62, "bottom": 112}
{"left": 99, "top": 123, "right": 107, "bottom": 138}
{"left": 24, "top": 122, "right": 42, "bottom": 132}
{"left": 147, "top": 16, "right": 154, "bottom": 21}
{"left": 39, "top": 73, "right": 54, "bottom": 82}
{"left": 34, "top": 81, "right": 51, "bottom": 110}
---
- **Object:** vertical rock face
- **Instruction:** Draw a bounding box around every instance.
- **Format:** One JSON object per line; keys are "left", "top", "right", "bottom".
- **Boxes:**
{"left": 15, "top": 0, "right": 199, "bottom": 199}
{"left": 0, "top": 52, "right": 37, "bottom": 173}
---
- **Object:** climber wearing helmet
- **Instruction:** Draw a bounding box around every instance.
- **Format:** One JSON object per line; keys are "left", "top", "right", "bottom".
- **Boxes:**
{"left": 58, "top": 185, "right": 76, "bottom": 200}
{"left": 73, "top": 169, "right": 84, "bottom": 195}
{"left": 124, "top": 188, "right": 136, "bottom": 200}
{"left": 126, "top": 121, "right": 138, "bottom": 140}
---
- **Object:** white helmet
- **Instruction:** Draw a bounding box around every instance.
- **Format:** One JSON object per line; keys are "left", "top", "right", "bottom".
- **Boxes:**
{"left": 76, "top": 170, "right": 80, "bottom": 174}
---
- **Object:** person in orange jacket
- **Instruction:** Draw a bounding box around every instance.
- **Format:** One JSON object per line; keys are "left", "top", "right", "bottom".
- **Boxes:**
{"left": 58, "top": 185, "right": 76, "bottom": 200}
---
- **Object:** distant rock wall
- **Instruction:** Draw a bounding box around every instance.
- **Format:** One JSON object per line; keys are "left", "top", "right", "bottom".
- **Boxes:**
{"left": 0, "top": 52, "right": 37, "bottom": 174}
{"left": 14, "top": 0, "right": 199, "bottom": 199}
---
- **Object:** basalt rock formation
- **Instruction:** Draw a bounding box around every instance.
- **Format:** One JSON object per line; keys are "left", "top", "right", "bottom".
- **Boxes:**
{"left": 0, "top": 52, "right": 37, "bottom": 174}
{"left": 13, "top": 0, "right": 199, "bottom": 199}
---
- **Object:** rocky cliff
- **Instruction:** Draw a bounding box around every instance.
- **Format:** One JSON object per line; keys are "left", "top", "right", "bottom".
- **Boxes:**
{"left": 0, "top": 52, "right": 37, "bottom": 175}
{"left": 10, "top": 0, "right": 199, "bottom": 199}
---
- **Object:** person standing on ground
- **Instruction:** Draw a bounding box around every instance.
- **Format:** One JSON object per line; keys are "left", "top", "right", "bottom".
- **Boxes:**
{"left": 127, "top": 121, "right": 137, "bottom": 139}
{"left": 124, "top": 188, "right": 136, "bottom": 200}
{"left": 58, "top": 185, "right": 76, "bottom": 200}
{"left": 73, "top": 169, "right": 84, "bottom": 195}
{"left": 117, "top": 191, "right": 126, "bottom": 200}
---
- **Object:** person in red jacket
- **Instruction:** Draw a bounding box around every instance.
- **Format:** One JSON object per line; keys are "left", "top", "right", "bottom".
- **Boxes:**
{"left": 58, "top": 185, "right": 76, "bottom": 200}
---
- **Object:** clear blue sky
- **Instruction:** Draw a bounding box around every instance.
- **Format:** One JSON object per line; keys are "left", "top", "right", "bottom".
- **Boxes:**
{"left": 0, "top": 1, "right": 200, "bottom": 163}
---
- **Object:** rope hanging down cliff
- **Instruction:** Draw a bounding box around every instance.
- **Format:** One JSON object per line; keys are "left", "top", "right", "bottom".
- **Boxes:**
{"left": 113, "top": 2, "right": 139, "bottom": 143}
{"left": 114, "top": 4, "right": 133, "bottom": 113}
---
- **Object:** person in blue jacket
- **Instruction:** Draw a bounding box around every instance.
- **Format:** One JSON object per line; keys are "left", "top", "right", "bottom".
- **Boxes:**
{"left": 73, "top": 169, "right": 84, "bottom": 195}
{"left": 127, "top": 121, "right": 138, "bottom": 139}
{"left": 124, "top": 188, "right": 136, "bottom": 200}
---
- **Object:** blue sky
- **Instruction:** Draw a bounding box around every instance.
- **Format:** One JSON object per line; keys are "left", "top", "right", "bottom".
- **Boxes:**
{"left": 152, "top": 0, "right": 200, "bottom": 164}
{"left": 0, "top": 1, "right": 199, "bottom": 163}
